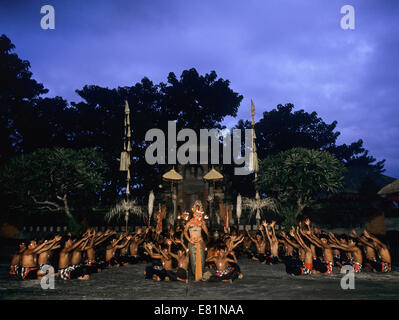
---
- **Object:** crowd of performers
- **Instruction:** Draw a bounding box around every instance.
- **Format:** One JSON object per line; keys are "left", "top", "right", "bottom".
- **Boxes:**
{"left": 9, "top": 202, "right": 392, "bottom": 283}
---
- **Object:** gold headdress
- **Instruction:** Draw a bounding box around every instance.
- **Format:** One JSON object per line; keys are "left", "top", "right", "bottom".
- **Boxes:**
{"left": 191, "top": 200, "right": 204, "bottom": 214}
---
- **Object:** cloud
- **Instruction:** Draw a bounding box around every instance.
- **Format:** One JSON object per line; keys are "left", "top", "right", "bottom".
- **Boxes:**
{"left": 0, "top": 0, "right": 398, "bottom": 177}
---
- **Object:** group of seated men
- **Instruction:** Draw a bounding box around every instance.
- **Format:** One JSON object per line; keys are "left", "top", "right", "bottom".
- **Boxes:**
{"left": 142, "top": 224, "right": 245, "bottom": 283}
{"left": 9, "top": 217, "right": 392, "bottom": 282}
{"left": 241, "top": 217, "right": 392, "bottom": 276}
{"left": 9, "top": 228, "right": 149, "bottom": 281}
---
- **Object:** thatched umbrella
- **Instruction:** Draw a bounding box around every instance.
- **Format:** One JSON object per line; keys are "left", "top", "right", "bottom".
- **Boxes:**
{"left": 162, "top": 167, "right": 183, "bottom": 225}
{"left": 378, "top": 179, "right": 399, "bottom": 198}
{"left": 162, "top": 167, "right": 183, "bottom": 182}
{"left": 204, "top": 167, "right": 223, "bottom": 228}
{"left": 203, "top": 167, "right": 224, "bottom": 182}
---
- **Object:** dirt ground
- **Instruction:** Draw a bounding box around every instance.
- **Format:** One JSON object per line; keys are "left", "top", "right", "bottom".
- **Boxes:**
{"left": 1, "top": 259, "right": 398, "bottom": 300}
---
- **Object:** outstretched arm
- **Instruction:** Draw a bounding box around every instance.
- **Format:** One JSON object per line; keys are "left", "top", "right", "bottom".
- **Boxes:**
{"left": 281, "top": 233, "right": 300, "bottom": 249}
{"left": 167, "top": 246, "right": 178, "bottom": 260}
{"left": 68, "top": 235, "right": 90, "bottom": 252}
{"left": 144, "top": 243, "right": 162, "bottom": 259}
{"left": 116, "top": 237, "right": 131, "bottom": 249}
{"left": 206, "top": 255, "right": 216, "bottom": 263}
{"left": 245, "top": 227, "right": 256, "bottom": 243}
{"left": 294, "top": 227, "right": 310, "bottom": 251}
{"left": 230, "top": 235, "right": 244, "bottom": 251}
{"left": 175, "top": 239, "right": 188, "bottom": 252}
{"left": 262, "top": 222, "right": 272, "bottom": 243}
{"left": 301, "top": 230, "right": 323, "bottom": 249}
{"left": 35, "top": 239, "right": 60, "bottom": 254}
{"left": 364, "top": 230, "right": 387, "bottom": 250}
{"left": 32, "top": 238, "right": 56, "bottom": 254}
{"left": 358, "top": 236, "right": 375, "bottom": 249}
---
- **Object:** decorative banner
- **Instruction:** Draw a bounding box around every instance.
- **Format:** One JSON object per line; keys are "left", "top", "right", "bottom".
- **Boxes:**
{"left": 236, "top": 193, "right": 242, "bottom": 225}
{"left": 148, "top": 190, "right": 154, "bottom": 225}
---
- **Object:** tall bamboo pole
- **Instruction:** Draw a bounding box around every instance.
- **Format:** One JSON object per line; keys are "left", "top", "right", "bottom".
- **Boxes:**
{"left": 250, "top": 100, "right": 260, "bottom": 225}
{"left": 119, "top": 100, "right": 131, "bottom": 232}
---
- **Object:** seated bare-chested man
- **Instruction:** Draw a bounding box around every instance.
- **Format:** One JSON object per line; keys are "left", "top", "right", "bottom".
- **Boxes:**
{"left": 242, "top": 235, "right": 254, "bottom": 259}
{"left": 37, "top": 236, "right": 62, "bottom": 280}
{"left": 301, "top": 219, "right": 321, "bottom": 264}
{"left": 363, "top": 230, "right": 391, "bottom": 272}
{"left": 84, "top": 229, "right": 114, "bottom": 273}
{"left": 279, "top": 232, "right": 295, "bottom": 261}
{"left": 68, "top": 231, "right": 93, "bottom": 277}
{"left": 283, "top": 227, "right": 317, "bottom": 276}
{"left": 263, "top": 221, "right": 279, "bottom": 265}
{"left": 165, "top": 239, "right": 189, "bottom": 283}
{"left": 225, "top": 234, "right": 244, "bottom": 279}
{"left": 329, "top": 232, "right": 363, "bottom": 273}
{"left": 128, "top": 228, "right": 148, "bottom": 264}
{"left": 352, "top": 231, "right": 377, "bottom": 271}
{"left": 105, "top": 234, "right": 130, "bottom": 268}
{"left": 9, "top": 242, "right": 26, "bottom": 276}
{"left": 245, "top": 225, "right": 267, "bottom": 263}
{"left": 114, "top": 233, "right": 133, "bottom": 266}
{"left": 58, "top": 234, "right": 90, "bottom": 280}
{"left": 206, "top": 246, "right": 240, "bottom": 283}
{"left": 20, "top": 236, "right": 60, "bottom": 280}
{"left": 302, "top": 228, "right": 334, "bottom": 274}
{"left": 143, "top": 242, "right": 169, "bottom": 281}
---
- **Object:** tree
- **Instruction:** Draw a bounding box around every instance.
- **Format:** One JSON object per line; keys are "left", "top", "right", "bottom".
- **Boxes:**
{"left": 256, "top": 148, "right": 346, "bottom": 226}
{"left": 241, "top": 103, "right": 384, "bottom": 173}
{"left": 0, "top": 34, "right": 48, "bottom": 162}
{"left": 70, "top": 69, "right": 243, "bottom": 203}
{"left": 161, "top": 68, "right": 242, "bottom": 131}
{"left": 0, "top": 148, "right": 106, "bottom": 219}
{"left": 255, "top": 104, "right": 338, "bottom": 157}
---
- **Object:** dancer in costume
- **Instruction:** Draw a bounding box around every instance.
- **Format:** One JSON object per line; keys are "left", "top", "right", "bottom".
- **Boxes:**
{"left": 184, "top": 200, "right": 209, "bottom": 281}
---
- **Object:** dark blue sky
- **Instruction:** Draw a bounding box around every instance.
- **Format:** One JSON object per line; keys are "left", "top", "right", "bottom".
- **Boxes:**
{"left": 1, "top": 0, "right": 398, "bottom": 177}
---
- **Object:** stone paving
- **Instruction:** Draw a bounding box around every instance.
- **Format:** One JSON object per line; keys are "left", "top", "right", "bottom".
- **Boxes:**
{"left": 1, "top": 259, "right": 398, "bottom": 300}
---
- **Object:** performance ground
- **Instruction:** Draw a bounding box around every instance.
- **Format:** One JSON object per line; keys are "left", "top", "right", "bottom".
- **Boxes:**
{"left": 1, "top": 260, "right": 398, "bottom": 300}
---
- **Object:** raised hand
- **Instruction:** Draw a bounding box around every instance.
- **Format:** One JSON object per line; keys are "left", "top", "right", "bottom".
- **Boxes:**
{"left": 349, "top": 229, "right": 358, "bottom": 238}
{"left": 262, "top": 221, "right": 267, "bottom": 228}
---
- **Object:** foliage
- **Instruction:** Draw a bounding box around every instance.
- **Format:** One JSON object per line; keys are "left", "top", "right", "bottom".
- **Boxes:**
{"left": 67, "top": 216, "right": 86, "bottom": 237}
{"left": 0, "top": 34, "right": 389, "bottom": 228}
{"left": 0, "top": 35, "right": 48, "bottom": 162}
{"left": 236, "top": 103, "right": 385, "bottom": 172}
{"left": 0, "top": 148, "right": 106, "bottom": 218}
{"left": 257, "top": 148, "right": 347, "bottom": 222}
